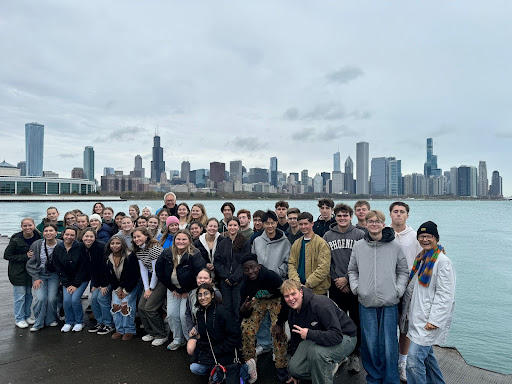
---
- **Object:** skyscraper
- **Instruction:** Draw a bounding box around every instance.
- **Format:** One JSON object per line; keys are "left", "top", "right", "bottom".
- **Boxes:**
{"left": 181, "top": 161, "right": 190, "bottom": 183}
{"left": 104, "top": 167, "right": 114, "bottom": 176}
{"left": 210, "top": 162, "right": 225, "bottom": 187}
{"left": 25, "top": 122, "right": 44, "bottom": 176}
{"left": 457, "top": 165, "right": 477, "bottom": 197}
{"left": 270, "top": 157, "right": 278, "bottom": 188}
{"left": 72, "top": 167, "right": 84, "bottom": 179}
{"left": 131, "top": 155, "right": 145, "bottom": 178}
{"left": 489, "top": 170, "right": 502, "bottom": 197}
{"left": 388, "top": 158, "right": 402, "bottom": 196}
{"left": 83, "top": 146, "right": 95, "bottom": 182}
{"left": 477, "top": 161, "right": 488, "bottom": 197}
{"left": 356, "top": 141, "right": 369, "bottom": 195}
{"left": 17, "top": 161, "right": 26, "bottom": 176}
{"left": 371, "top": 157, "right": 388, "bottom": 196}
{"left": 301, "top": 170, "right": 309, "bottom": 186}
{"left": 450, "top": 166, "right": 458, "bottom": 195}
{"left": 424, "top": 138, "right": 442, "bottom": 178}
{"left": 150, "top": 134, "right": 165, "bottom": 183}
{"left": 333, "top": 151, "right": 341, "bottom": 172}
{"left": 230, "top": 160, "right": 243, "bottom": 182}
{"left": 344, "top": 156, "right": 354, "bottom": 194}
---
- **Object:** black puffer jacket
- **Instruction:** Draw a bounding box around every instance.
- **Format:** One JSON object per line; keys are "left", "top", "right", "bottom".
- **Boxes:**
{"left": 156, "top": 247, "right": 206, "bottom": 293}
{"left": 53, "top": 241, "right": 90, "bottom": 287}
{"left": 213, "top": 234, "right": 250, "bottom": 285}
{"left": 107, "top": 253, "right": 140, "bottom": 293}
{"left": 193, "top": 303, "right": 242, "bottom": 367}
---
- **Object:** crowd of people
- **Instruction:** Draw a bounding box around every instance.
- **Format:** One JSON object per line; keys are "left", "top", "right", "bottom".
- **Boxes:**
{"left": 4, "top": 192, "right": 456, "bottom": 384}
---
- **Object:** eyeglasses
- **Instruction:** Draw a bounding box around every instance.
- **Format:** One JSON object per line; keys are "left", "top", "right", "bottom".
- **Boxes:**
{"left": 197, "top": 292, "right": 211, "bottom": 298}
{"left": 418, "top": 234, "right": 434, "bottom": 240}
{"left": 366, "top": 220, "right": 383, "bottom": 225}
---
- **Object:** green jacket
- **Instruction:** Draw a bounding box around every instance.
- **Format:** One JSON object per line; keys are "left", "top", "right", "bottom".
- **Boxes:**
{"left": 36, "top": 219, "right": 65, "bottom": 235}
{"left": 4, "top": 231, "right": 42, "bottom": 285}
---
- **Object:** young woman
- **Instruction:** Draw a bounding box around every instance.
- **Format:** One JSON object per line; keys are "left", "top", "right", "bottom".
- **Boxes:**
{"left": 158, "top": 216, "right": 180, "bottom": 249}
{"left": 89, "top": 214, "right": 112, "bottom": 243}
{"left": 102, "top": 207, "right": 118, "bottom": 234}
{"left": 157, "top": 209, "right": 170, "bottom": 237}
{"left": 141, "top": 206, "right": 152, "bottom": 218}
{"left": 128, "top": 205, "right": 140, "bottom": 221}
{"left": 4, "top": 218, "right": 41, "bottom": 328}
{"left": 135, "top": 216, "right": 148, "bottom": 228}
{"left": 81, "top": 228, "right": 114, "bottom": 335}
{"left": 75, "top": 214, "right": 89, "bottom": 241}
{"left": 106, "top": 235, "right": 140, "bottom": 341}
{"left": 187, "top": 203, "right": 208, "bottom": 228}
{"left": 185, "top": 269, "right": 222, "bottom": 356}
{"left": 147, "top": 215, "right": 160, "bottom": 238}
{"left": 194, "top": 218, "right": 223, "bottom": 284}
{"left": 190, "top": 283, "right": 244, "bottom": 384}
{"left": 132, "top": 227, "right": 167, "bottom": 346}
{"left": 177, "top": 203, "right": 190, "bottom": 230}
{"left": 155, "top": 230, "right": 206, "bottom": 351}
{"left": 189, "top": 222, "right": 204, "bottom": 242}
{"left": 92, "top": 202, "right": 105, "bottom": 217}
{"left": 53, "top": 227, "right": 90, "bottom": 332}
{"left": 63, "top": 211, "right": 77, "bottom": 228}
{"left": 25, "top": 223, "right": 62, "bottom": 331}
{"left": 213, "top": 217, "right": 250, "bottom": 323}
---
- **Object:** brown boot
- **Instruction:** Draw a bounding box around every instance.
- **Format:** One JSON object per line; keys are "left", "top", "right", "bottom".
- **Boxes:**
{"left": 111, "top": 332, "right": 122, "bottom": 340}
{"left": 122, "top": 333, "right": 134, "bottom": 341}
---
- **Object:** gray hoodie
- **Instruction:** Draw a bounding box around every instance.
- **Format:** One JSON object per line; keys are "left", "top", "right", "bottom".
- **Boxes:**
{"left": 348, "top": 227, "right": 409, "bottom": 308}
{"left": 323, "top": 223, "right": 365, "bottom": 280}
{"left": 251, "top": 229, "right": 290, "bottom": 279}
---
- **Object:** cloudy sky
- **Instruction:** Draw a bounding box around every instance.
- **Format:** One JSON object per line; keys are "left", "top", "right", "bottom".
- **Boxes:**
{"left": 1, "top": 1, "right": 511, "bottom": 195}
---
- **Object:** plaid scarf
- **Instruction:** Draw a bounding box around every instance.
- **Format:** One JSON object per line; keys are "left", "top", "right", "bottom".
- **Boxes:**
{"left": 409, "top": 245, "right": 443, "bottom": 287}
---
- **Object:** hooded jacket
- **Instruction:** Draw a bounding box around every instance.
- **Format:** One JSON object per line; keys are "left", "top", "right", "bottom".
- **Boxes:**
{"left": 251, "top": 229, "right": 290, "bottom": 279}
{"left": 313, "top": 215, "right": 336, "bottom": 237}
{"left": 156, "top": 247, "right": 206, "bottom": 293}
{"left": 347, "top": 227, "right": 409, "bottom": 308}
{"left": 4, "top": 231, "right": 42, "bottom": 285}
{"left": 394, "top": 225, "right": 423, "bottom": 270}
{"left": 288, "top": 287, "right": 357, "bottom": 355}
{"left": 323, "top": 223, "right": 364, "bottom": 280}
{"left": 53, "top": 240, "right": 90, "bottom": 287}
{"left": 213, "top": 234, "right": 250, "bottom": 285}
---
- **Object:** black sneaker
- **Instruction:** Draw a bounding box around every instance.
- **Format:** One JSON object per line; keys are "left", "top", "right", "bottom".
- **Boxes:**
{"left": 97, "top": 325, "right": 115, "bottom": 335}
{"left": 88, "top": 324, "right": 102, "bottom": 333}
{"left": 277, "top": 367, "right": 290, "bottom": 382}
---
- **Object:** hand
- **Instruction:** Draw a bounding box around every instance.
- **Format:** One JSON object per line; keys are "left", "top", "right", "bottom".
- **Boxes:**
{"left": 91, "top": 286, "right": 96, "bottom": 292}
{"left": 240, "top": 296, "right": 254, "bottom": 313}
{"left": 181, "top": 292, "right": 188, "bottom": 299}
{"left": 341, "top": 285, "right": 351, "bottom": 293}
{"left": 33, "top": 279, "right": 43, "bottom": 289}
{"left": 334, "top": 277, "right": 348, "bottom": 289}
{"left": 119, "top": 291, "right": 127, "bottom": 300}
{"left": 425, "top": 322, "right": 438, "bottom": 330}
{"left": 143, "top": 289, "right": 153, "bottom": 299}
{"left": 100, "top": 287, "right": 109, "bottom": 296}
{"left": 189, "top": 328, "right": 198, "bottom": 337}
{"left": 207, "top": 263, "right": 214, "bottom": 270}
{"left": 225, "top": 279, "right": 232, "bottom": 286}
{"left": 67, "top": 286, "right": 77, "bottom": 294}
{"left": 27, "top": 250, "right": 35, "bottom": 258}
{"left": 286, "top": 376, "right": 299, "bottom": 384}
{"left": 272, "top": 324, "right": 284, "bottom": 340}
{"left": 172, "top": 291, "right": 180, "bottom": 298}
{"left": 292, "top": 324, "right": 308, "bottom": 340}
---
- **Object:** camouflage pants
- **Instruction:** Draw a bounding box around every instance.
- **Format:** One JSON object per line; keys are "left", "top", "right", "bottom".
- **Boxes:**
{"left": 241, "top": 297, "right": 288, "bottom": 369}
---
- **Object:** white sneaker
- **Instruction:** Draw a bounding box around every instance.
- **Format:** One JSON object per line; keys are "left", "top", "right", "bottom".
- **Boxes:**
{"left": 399, "top": 360, "right": 407, "bottom": 382}
{"left": 61, "top": 324, "right": 72, "bottom": 333}
{"left": 30, "top": 326, "right": 41, "bottom": 332}
{"left": 72, "top": 323, "right": 84, "bottom": 332}
{"left": 348, "top": 355, "right": 361, "bottom": 373}
{"left": 246, "top": 358, "right": 258, "bottom": 384}
{"left": 151, "top": 336, "right": 168, "bottom": 346}
{"left": 26, "top": 317, "right": 36, "bottom": 325}
{"left": 49, "top": 321, "right": 59, "bottom": 327}
{"left": 332, "top": 362, "right": 340, "bottom": 376}
{"left": 142, "top": 334, "right": 155, "bottom": 342}
{"left": 15, "top": 320, "right": 29, "bottom": 329}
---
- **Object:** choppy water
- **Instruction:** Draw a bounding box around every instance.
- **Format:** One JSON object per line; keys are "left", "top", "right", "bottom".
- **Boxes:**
{"left": 1, "top": 199, "right": 511, "bottom": 374}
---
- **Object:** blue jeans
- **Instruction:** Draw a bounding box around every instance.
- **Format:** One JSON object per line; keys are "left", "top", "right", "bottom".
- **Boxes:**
{"left": 63, "top": 281, "right": 89, "bottom": 326}
{"left": 220, "top": 280, "right": 242, "bottom": 323}
{"left": 13, "top": 285, "right": 33, "bottom": 322}
{"left": 359, "top": 304, "right": 399, "bottom": 384}
{"left": 256, "top": 312, "right": 272, "bottom": 350}
{"left": 407, "top": 341, "right": 445, "bottom": 384}
{"left": 91, "top": 285, "right": 114, "bottom": 327}
{"left": 167, "top": 290, "right": 188, "bottom": 343}
{"left": 32, "top": 273, "right": 60, "bottom": 329}
{"left": 111, "top": 289, "right": 137, "bottom": 335}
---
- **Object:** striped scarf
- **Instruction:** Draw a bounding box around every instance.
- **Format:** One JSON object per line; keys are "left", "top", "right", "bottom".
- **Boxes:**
{"left": 409, "top": 245, "right": 443, "bottom": 287}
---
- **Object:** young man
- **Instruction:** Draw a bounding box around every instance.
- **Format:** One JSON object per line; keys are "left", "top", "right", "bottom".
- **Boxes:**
{"left": 348, "top": 210, "right": 409, "bottom": 384}
{"left": 114, "top": 212, "right": 126, "bottom": 230}
{"left": 288, "top": 212, "right": 331, "bottom": 295}
{"left": 323, "top": 203, "right": 365, "bottom": 372}
{"left": 36, "top": 207, "right": 64, "bottom": 234}
{"left": 116, "top": 216, "right": 134, "bottom": 250}
{"left": 237, "top": 209, "right": 254, "bottom": 240}
{"left": 282, "top": 279, "right": 357, "bottom": 384}
{"left": 219, "top": 202, "right": 235, "bottom": 234}
{"left": 274, "top": 200, "right": 289, "bottom": 232}
{"left": 249, "top": 210, "right": 265, "bottom": 246}
{"left": 239, "top": 254, "right": 289, "bottom": 383}
{"left": 353, "top": 200, "right": 370, "bottom": 231}
{"left": 313, "top": 198, "right": 335, "bottom": 237}
{"left": 251, "top": 210, "right": 291, "bottom": 355}
{"left": 389, "top": 202, "right": 423, "bottom": 381}
{"left": 156, "top": 192, "right": 178, "bottom": 217}
{"left": 285, "top": 208, "right": 302, "bottom": 245}
{"left": 102, "top": 207, "right": 118, "bottom": 234}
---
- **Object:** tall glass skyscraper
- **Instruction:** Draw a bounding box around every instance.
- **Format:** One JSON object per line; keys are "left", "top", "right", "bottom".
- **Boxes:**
{"left": 151, "top": 134, "right": 165, "bottom": 183}
{"left": 83, "top": 146, "right": 95, "bottom": 182}
{"left": 25, "top": 122, "right": 44, "bottom": 176}
{"left": 333, "top": 152, "right": 341, "bottom": 172}
{"left": 356, "top": 141, "right": 369, "bottom": 194}
{"left": 270, "top": 157, "right": 278, "bottom": 187}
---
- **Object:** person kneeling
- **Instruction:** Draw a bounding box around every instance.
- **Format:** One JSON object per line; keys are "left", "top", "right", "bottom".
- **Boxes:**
{"left": 282, "top": 279, "right": 357, "bottom": 384}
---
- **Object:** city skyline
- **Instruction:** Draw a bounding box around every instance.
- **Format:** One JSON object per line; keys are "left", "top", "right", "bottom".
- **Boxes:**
{"left": 1, "top": 2, "right": 510, "bottom": 195}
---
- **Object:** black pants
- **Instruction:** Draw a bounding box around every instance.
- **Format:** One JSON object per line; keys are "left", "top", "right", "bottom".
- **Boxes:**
{"left": 329, "top": 284, "right": 361, "bottom": 355}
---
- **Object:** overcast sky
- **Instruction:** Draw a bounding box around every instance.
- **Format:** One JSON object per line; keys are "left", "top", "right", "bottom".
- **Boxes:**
{"left": 1, "top": 1, "right": 511, "bottom": 195}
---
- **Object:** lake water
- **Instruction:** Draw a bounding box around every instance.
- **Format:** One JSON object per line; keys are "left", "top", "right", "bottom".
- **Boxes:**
{"left": 1, "top": 199, "right": 511, "bottom": 374}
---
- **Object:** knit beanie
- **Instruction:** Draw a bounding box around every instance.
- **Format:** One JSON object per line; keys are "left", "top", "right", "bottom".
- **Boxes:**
{"left": 166, "top": 216, "right": 180, "bottom": 227}
{"left": 417, "top": 221, "right": 439, "bottom": 241}
{"left": 90, "top": 214, "right": 102, "bottom": 222}
{"left": 143, "top": 206, "right": 152, "bottom": 214}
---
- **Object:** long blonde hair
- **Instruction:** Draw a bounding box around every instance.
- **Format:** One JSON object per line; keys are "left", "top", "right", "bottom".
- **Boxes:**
{"left": 187, "top": 203, "right": 208, "bottom": 227}
{"left": 170, "top": 229, "right": 196, "bottom": 266}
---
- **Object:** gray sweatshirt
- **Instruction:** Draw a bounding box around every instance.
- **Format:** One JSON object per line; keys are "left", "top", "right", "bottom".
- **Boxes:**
{"left": 323, "top": 223, "right": 365, "bottom": 280}
{"left": 251, "top": 229, "right": 290, "bottom": 279}
{"left": 348, "top": 227, "right": 409, "bottom": 308}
